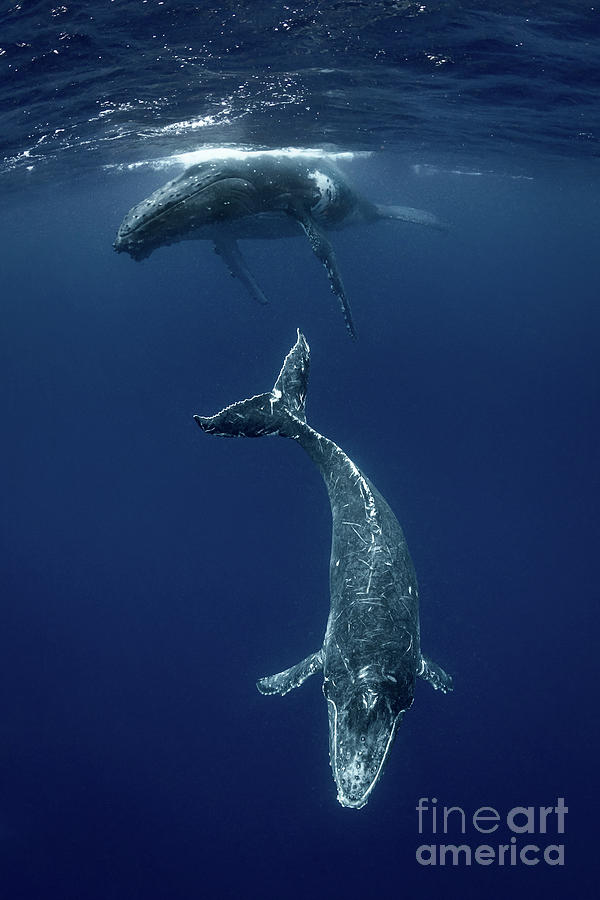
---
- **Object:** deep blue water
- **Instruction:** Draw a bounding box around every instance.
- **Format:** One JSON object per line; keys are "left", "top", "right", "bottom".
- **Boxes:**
{"left": 1, "top": 2, "right": 599, "bottom": 899}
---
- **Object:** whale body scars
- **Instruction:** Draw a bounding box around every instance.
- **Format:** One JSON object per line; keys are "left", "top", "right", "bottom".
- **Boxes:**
{"left": 114, "top": 155, "right": 446, "bottom": 339}
{"left": 194, "top": 331, "right": 452, "bottom": 808}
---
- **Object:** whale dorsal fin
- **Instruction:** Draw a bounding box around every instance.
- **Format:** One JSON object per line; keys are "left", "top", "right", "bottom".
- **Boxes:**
{"left": 286, "top": 203, "right": 357, "bottom": 340}
{"left": 213, "top": 234, "right": 269, "bottom": 306}
{"left": 418, "top": 655, "right": 454, "bottom": 693}
{"left": 257, "top": 649, "right": 323, "bottom": 696}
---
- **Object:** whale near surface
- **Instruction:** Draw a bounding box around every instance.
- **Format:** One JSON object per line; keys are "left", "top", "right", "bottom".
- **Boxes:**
{"left": 114, "top": 154, "right": 445, "bottom": 339}
{"left": 194, "top": 331, "right": 453, "bottom": 808}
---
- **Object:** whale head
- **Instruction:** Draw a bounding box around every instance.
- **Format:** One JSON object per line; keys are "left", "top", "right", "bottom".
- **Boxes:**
{"left": 324, "top": 673, "right": 412, "bottom": 809}
{"left": 113, "top": 163, "right": 261, "bottom": 260}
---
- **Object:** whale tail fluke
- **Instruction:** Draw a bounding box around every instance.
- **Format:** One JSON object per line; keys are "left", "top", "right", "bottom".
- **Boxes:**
{"left": 194, "top": 330, "right": 310, "bottom": 439}
{"left": 375, "top": 204, "right": 449, "bottom": 231}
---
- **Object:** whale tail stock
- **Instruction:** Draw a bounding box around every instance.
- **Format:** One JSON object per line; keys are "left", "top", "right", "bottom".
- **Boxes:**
{"left": 193, "top": 330, "right": 309, "bottom": 439}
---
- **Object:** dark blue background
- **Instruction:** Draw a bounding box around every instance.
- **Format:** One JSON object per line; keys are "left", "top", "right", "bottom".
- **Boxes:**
{"left": 1, "top": 155, "right": 598, "bottom": 898}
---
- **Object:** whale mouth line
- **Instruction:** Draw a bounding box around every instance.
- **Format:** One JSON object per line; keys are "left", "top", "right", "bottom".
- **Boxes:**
{"left": 336, "top": 779, "right": 373, "bottom": 809}
{"left": 328, "top": 697, "right": 403, "bottom": 809}
{"left": 117, "top": 172, "right": 262, "bottom": 243}
{"left": 336, "top": 764, "right": 382, "bottom": 810}
{"left": 117, "top": 190, "right": 200, "bottom": 239}
{"left": 117, "top": 176, "right": 235, "bottom": 241}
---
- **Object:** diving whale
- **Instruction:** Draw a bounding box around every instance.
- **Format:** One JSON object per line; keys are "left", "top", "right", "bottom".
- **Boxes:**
{"left": 194, "top": 330, "right": 453, "bottom": 808}
{"left": 114, "top": 154, "right": 445, "bottom": 339}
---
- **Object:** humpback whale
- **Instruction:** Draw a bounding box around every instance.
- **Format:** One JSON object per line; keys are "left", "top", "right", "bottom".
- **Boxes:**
{"left": 194, "top": 331, "right": 453, "bottom": 808}
{"left": 114, "top": 155, "right": 445, "bottom": 339}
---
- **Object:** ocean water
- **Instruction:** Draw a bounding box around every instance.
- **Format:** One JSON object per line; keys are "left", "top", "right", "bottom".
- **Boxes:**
{"left": 1, "top": 2, "right": 599, "bottom": 899}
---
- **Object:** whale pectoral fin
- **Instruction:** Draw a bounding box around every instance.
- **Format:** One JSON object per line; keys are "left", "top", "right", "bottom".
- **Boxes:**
{"left": 375, "top": 204, "right": 449, "bottom": 231}
{"left": 213, "top": 235, "right": 269, "bottom": 306}
{"left": 257, "top": 649, "right": 323, "bottom": 696}
{"left": 418, "top": 655, "right": 454, "bottom": 693}
{"left": 286, "top": 205, "right": 357, "bottom": 340}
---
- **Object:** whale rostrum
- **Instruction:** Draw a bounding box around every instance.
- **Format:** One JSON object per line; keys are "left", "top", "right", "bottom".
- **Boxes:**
{"left": 114, "top": 155, "right": 446, "bottom": 339}
{"left": 194, "top": 331, "right": 453, "bottom": 808}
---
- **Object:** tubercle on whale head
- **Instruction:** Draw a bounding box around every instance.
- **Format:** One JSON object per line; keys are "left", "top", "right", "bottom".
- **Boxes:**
{"left": 113, "top": 173, "right": 259, "bottom": 260}
{"left": 113, "top": 189, "right": 200, "bottom": 259}
{"left": 324, "top": 678, "right": 409, "bottom": 809}
{"left": 113, "top": 228, "right": 154, "bottom": 260}
{"left": 113, "top": 197, "right": 160, "bottom": 257}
